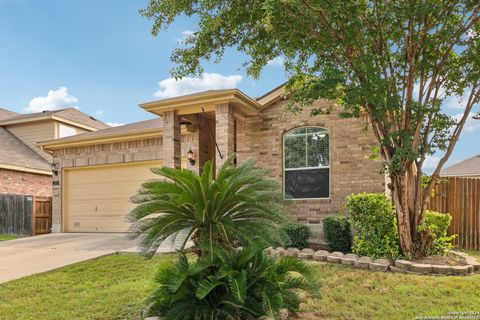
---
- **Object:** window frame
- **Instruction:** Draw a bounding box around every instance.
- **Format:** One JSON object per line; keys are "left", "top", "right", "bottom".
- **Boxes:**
{"left": 282, "top": 126, "right": 331, "bottom": 201}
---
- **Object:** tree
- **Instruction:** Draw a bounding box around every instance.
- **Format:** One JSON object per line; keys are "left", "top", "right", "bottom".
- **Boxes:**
{"left": 128, "top": 157, "right": 288, "bottom": 257}
{"left": 141, "top": 1, "right": 480, "bottom": 257}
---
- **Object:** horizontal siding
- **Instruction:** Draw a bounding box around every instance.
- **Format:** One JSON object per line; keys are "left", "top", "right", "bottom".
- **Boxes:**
{"left": 7, "top": 120, "right": 55, "bottom": 161}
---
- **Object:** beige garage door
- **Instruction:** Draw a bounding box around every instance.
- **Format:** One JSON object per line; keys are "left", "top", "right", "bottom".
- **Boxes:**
{"left": 64, "top": 160, "right": 166, "bottom": 233}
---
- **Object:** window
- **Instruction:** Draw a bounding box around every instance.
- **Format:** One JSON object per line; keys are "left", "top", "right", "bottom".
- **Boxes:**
{"left": 284, "top": 127, "right": 329, "bottom": 199}
{"left": 58, "top": 124, "right": 77, "bottom": 138}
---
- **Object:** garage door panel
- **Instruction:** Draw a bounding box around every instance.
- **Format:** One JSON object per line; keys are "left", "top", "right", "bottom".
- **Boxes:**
{"left": 64, "top": 161, "right": 163, "bottom": 232}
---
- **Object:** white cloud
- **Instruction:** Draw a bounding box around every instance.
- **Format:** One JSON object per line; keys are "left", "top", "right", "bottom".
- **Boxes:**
{"left": 267, "top": 57, "right": 284, "bottom": 67}
{"left": 424, "top": 155, "right": 441, "bottom": 170}
{"left": 154, "top": 73, "right": 243, "bottom": 99}
{"left": 452, "top": 112, "right": 480, "bottom": 133}
{"left": 25, "top": 87, "right": 78, "bottom": 113}
{"left": 176, "top": 30, "right": 194, "bottom": 44}
{"left": 443, "top": 90, "right": 472, "bottom": 110}
{"left": 106, "top": 122, "right": 125, "bottom": 127}
{"left": 95, "top": 108, "right": 104, "bottom": 116}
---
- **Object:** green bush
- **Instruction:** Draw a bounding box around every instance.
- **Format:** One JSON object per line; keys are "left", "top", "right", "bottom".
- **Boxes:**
{"left": 346, "top": 193, "right": 401, "bottom": 259}
{"left": 281, "top": 223, "right": 311, "bottom": 249}
{"left": 146, "top": 243, "right": 320, "bottom": 319}
{"left": 418, "top": 210, "right": 455, "bottom": 256}
{"left": 322, "top": 215, "right": 352, "bottom": 252}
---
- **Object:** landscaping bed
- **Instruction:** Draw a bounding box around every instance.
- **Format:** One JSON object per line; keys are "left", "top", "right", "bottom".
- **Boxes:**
{"left": 268, "top": 247, "right": 480, "bottom": 276}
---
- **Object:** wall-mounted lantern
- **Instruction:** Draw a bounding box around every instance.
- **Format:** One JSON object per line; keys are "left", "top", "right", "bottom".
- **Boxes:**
{"left": 52, "top": 163, "right": 59, "bottom": 176}
{"left": 187, "top": 148, "right": 196, "bottom": 166}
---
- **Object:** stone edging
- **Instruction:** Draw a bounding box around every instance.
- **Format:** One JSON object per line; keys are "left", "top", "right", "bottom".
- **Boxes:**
{"left": 266, "top": 247, "right": 480, "bottom": 276}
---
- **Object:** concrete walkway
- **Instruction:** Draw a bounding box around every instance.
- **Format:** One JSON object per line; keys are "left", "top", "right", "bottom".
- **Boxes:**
{"left": 0, "top": 233, "right": 179, "bottom": 284}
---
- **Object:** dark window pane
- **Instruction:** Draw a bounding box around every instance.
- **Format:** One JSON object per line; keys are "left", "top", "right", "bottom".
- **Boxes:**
{"left": 285, "top": 168, "right": 329, "bottom": 199}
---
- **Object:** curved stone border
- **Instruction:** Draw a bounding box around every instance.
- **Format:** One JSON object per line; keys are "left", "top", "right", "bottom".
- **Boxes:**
{"left": 266, "top": 247, "right": 480, "bottom": 276}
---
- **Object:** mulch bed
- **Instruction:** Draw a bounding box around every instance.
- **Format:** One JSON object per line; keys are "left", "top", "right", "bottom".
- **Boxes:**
{"left": 412, "top": 253, "right": 467, "bottom": 266}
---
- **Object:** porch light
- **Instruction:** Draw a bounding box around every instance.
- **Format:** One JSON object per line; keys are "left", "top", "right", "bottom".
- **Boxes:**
{"left": 187, "top": 148, "right": 196, "bottom": 166}
{"left": 52, "top": 163, "right": 59, "bottom": 176}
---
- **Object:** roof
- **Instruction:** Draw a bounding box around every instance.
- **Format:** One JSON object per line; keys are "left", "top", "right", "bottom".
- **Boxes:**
{"left": 256, "top": 82, "right": 287, "bottom": 107}
{"left": 0, "top": 108, "right": 110, "bottom": 130}
{"left": 0, "top": 108, "right": 19, "bottom": 121}
{"left": 139, "top": 89, "right": 261, "bottom": 116}
{"left": 39, "top": 118, "right": 163, "bottom": 150}
{"left": 0, "top": 127, "right": 51, "bottom": 175}
{"left": 441, "top": 155, "right": 480, "bottom": 177}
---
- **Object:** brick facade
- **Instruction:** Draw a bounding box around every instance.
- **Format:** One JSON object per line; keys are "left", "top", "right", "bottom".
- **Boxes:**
{"left": 0, "top": 169, "right": 51, "bottom": 196}
{"left": 50, "top": 97, "right": 384, "bottom": 241}
{"left": 236, "top": 99, "right": 385, "bottom": 241}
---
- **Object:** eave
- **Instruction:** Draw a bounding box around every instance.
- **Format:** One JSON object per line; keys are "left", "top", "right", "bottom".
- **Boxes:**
{"left": 0, "top": 163, "right": 51, "bottom": 176}
{"left": 139, "top": 89, "right": 261, "bottom": 116}
{"left": 38, "top": 129, "right": 163, "bottom": 151}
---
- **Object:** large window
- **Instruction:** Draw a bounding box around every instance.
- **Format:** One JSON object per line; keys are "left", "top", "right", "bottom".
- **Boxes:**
{"left": 284, "top": 127, "right": 329, "bottom": 199}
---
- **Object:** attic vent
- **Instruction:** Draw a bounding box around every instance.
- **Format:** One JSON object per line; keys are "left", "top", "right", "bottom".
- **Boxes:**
{"left": 90, "top": 116, "right": 97, "bottom": 121}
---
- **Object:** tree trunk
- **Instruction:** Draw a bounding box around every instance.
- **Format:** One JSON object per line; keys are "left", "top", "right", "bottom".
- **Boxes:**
{"left": 389, "top": 164, "right": 432, "bottom": 258}
{"left": 391, "top": 175, "right": 415, "bottom": 258}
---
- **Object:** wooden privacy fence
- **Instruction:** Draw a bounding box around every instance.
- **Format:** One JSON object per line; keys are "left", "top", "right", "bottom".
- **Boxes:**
{"left": 0, "top": 194, "right": 52, "bottom": 236}
{"left": 428, "top": 177, "right": 480, "bottom": 250}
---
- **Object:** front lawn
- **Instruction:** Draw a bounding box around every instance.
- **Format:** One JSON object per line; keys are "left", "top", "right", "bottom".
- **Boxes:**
{"left": 0, "top": 234, "right": 22, "bottom": 242}
{"left": 0, "top": 254, "right": 479, "bottom": 320}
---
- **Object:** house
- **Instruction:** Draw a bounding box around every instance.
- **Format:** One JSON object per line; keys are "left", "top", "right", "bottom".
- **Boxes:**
{"left": 39, "top": 85, "right": 384, "bottom": 238}
{"left": 441, "top": 155, "right": 480, "bottom": 177}
{"left": 0, "top": 108, "right": 109, "bottom": 197}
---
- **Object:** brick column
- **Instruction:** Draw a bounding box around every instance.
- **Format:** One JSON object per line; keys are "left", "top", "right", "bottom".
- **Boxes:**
{"left": 163, "top": 110, "right": 181, "bottom": 168}
{"left": 215, "top": 103, "right": 235, "bottom": 173}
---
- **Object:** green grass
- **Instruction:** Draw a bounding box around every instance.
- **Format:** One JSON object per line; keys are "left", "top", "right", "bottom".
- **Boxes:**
{"left": 0, "top": 254, "right": 479, "bottom": 320}
{"left": 0, "top": 234, "right": 22, "bottom": 242}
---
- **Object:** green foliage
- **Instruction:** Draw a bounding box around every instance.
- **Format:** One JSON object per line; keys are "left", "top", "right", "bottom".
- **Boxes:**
{"left": 346, "top": 193, "right": 401, "bottom": 259}
{"left": 141, "top": 0, "right": 480, "bottom": 256}
{"left": 146, "top": 243, "right": 320, "bottom": 320}
{"left": 418, "top": 211, "right": 455, "bottom": 256}
{"left": 322, "top": 215, "right": 352, "bottom": 252}
{"left": 280, "top": 223, "right": 312, "bottom": 250}
{"left": 128, "top": 157, "right": 289, "bottom": 256}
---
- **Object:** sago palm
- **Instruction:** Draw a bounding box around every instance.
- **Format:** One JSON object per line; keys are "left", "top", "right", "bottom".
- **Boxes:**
{"left": 128, "top": 157, "right": 289, "bottom": 256}
{"left": 145, "top": 243, "right": 320, "bottom": 320}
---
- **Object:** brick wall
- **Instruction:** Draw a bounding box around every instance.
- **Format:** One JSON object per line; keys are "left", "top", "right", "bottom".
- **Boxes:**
{"left": 236, "top": 98, "right": 385, "bottom": 242}
{"left": 0, "top": 169, "right": 51, "bottom": 196}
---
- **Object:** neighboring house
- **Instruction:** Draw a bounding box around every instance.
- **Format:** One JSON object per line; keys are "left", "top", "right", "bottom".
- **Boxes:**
{"left": 0, "top": 108, "right": 109, "bottom": 197}
{"left": 39, "top": 84, "right": 384, "bottom": 238}
{"left": 441, "top": 155, "right": 480, "bottom": 177}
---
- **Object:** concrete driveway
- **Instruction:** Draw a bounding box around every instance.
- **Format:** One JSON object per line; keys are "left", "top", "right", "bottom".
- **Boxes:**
{"left": 0, "top": 233, "right": 178, "bottom": 284}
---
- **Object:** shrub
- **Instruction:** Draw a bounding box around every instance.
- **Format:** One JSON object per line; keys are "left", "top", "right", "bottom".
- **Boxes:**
{"left": 322, "top": 215, "right": 352, "bottom": 252}
{"left": 146, "top": 243, "right": 320, "bottom": 319}
{"left": 281, "top": 223, "right": 311, "bottom": 249}
{"left": 129, "top": 157, "right": 289, "bottom": 256}
{"left": 418, "top": 210, "right": 455, "bottom": 256}
{"left": 346, "top": 193, "right": 401, "bottom": 259}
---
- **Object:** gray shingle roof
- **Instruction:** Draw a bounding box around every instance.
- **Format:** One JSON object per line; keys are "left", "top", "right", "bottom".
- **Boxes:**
{"left": 441, "top": 155, "right": 480, "bottom": 177}
{"left": 0, "top": 127, "right": 51, "bottom": 173}
{"left": 0, "top": 108, "right": 110, "bottom": 130}
{"left": 0, "top": 108, "right": 19, "bottom": 120}
{"left": 39, "top": 117, "right": 163, "bottom": 146}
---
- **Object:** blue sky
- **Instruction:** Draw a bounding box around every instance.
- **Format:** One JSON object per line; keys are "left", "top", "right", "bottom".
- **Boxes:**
{"left": 0, "top": 0, "right": 478, "bottom": 171}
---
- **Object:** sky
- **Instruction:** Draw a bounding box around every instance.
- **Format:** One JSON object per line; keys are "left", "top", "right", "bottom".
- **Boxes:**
{"left": 0, "top": 0, "right": 478, "bottom": 172}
